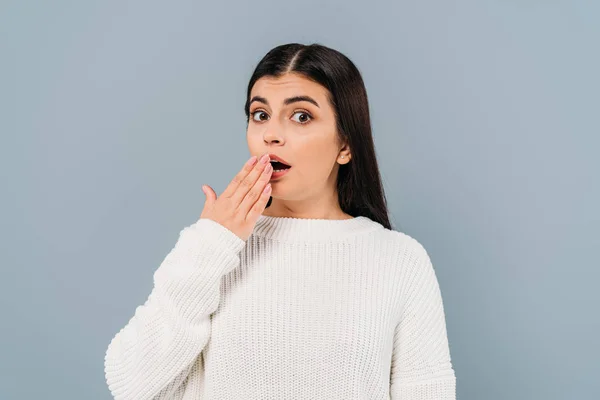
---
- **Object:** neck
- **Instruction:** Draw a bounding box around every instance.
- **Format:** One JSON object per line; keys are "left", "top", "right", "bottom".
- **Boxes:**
{"left": 262, "top": 209, "right": 353, "bottom": 220}
{"left": 262, "top": 196, "right": 351, "bottom": 220}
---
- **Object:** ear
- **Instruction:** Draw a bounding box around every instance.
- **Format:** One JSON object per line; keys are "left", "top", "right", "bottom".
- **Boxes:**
{"left": 339, "top": 143, "right": 351, "bottom": 161}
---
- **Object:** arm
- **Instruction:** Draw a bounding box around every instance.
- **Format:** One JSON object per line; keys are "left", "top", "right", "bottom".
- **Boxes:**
{"left": 389, "top": 239, "right": 456, "bottom": 399}
{"left": 104, "top": 218, "right": 247, "bottom": 400}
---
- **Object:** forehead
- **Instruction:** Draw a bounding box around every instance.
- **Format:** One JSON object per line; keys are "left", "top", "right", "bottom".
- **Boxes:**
{"left": 250, "top": 73, "right": 328, "bottom": 102}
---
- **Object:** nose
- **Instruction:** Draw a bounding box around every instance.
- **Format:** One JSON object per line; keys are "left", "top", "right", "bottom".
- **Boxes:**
{"left": 263, "top": 127, "right": 283, "bottom": 144}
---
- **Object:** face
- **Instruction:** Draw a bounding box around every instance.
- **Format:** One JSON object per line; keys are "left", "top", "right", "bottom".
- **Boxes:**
{"left": 246, "top": 73, "right": 351, "bottom": 210}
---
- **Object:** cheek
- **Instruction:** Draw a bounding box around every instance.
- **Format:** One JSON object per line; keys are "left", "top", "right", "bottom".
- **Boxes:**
{"left": 296, "top": 157, "right": 331, "bottom": 183}
{"left": 246, "top": 131, "right": 263, "bottom": 152}
{"left": 297, "top": 141, "right": 334, "bottom": 172}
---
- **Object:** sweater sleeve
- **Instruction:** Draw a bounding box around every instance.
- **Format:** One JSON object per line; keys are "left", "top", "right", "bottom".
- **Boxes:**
{"left": 389, "top": 239, "right": 456, "bottom": 399}
{"left": 104, "top": 218, "right": 247, "bottom": 400}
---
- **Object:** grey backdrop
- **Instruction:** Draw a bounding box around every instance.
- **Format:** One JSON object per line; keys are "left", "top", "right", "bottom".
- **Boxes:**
{"left": 2, "top": 1, "right": 598, "bottom": 399}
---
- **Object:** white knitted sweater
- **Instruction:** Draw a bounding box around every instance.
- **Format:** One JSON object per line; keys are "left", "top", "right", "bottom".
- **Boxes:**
{"left": 104, "top": 215, "right": 456, "bottom": 399}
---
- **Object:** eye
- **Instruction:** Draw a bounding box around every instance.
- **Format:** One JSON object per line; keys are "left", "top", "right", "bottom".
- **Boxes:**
{"left": 250, "top": 109, "right": 313, "bottom": 124}
{"left": 291, "top": 111, "right": 313, "bottom": 124}
{"left": 251, "top": 110, "right": 269, "bottom": 122}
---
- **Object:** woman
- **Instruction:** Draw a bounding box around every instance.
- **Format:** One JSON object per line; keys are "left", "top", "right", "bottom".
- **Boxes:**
{"left": 104, "top": 43, "right": 456, "bottom": 399}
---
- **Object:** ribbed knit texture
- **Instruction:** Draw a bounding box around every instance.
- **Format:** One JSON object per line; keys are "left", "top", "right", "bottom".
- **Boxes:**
{"left": 104, "top": 215, "right": 456, "bottom": 399}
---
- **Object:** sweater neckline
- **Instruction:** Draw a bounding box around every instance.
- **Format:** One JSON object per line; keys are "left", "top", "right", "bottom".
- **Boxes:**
{"left": 253, "top": 214, "right": 382, "bottom": 242}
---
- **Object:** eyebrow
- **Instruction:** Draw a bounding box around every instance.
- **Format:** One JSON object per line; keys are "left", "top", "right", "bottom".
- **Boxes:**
{"left": 249, "top": 95, "right": 320, "bottom": 109}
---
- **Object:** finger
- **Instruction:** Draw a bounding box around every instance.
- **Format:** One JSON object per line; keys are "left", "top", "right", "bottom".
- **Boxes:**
{"left": 230, "top": 153, "right": 271, "bottom": 206}
{"left": 202, "top": 184, "right": 216, "bottom": 204}
{"left": 220, "top": 155, "right": 259, "bottom": 199}
{"left": 246, "top": 182, "right": 272, "bottom": 222}
{"left": 238, "top": 161, "right": 272, "bottom": 217}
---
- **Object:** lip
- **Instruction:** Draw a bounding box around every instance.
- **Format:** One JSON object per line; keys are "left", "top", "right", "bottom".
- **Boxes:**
{"left": 267, "top": 153, "right": 292, "bottom": 167}
{"left": 270, "top": 167, "right": 291, "bottom": 180}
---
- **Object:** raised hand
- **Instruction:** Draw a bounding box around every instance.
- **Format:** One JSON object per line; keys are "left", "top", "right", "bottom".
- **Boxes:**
{"left": 200, "top": 153, "right": 273, "bottom": 241}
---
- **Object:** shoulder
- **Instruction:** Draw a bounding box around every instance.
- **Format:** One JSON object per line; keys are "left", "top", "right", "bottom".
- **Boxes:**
{"left": 370, "top": 228, "right": 442, "bottom": 318}
{"left": 347, "top": 220, "right": 430, "bottom": 273}
{"left": 379, "top": 226, "right": 430, "bottom": 258}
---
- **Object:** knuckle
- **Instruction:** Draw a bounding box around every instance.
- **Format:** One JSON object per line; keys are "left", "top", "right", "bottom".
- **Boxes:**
{"left": 246, "top": 180, "right": 254, "bottom": 192}
{"left": 247, "top": 188, "right": 259, "bottom": 200}
{"left": 240, "top": 178, "right": 253, "bottom": 189}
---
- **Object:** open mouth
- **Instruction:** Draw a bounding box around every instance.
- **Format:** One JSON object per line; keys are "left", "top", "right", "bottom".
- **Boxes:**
{"left": 270, "top": 160, "right": 291, "bottom": 171}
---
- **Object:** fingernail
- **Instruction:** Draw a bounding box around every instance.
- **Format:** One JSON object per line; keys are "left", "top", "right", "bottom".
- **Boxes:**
{"left": 247, "top": 156, "right": 257, "bottom": 166}
{"left": 261, "top": 153, "right": 270, "bottom": 164}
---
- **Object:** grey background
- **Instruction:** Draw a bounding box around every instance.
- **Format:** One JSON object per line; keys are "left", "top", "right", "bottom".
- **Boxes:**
{"left": 2, "top": 1, "right": 598, "bottom": 399}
